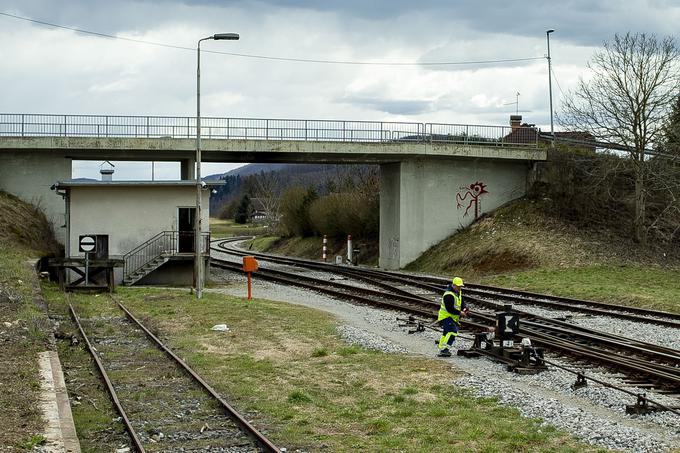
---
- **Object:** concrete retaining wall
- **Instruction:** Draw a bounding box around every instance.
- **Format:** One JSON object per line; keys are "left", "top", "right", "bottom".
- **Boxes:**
{"left": 379, "top": 158, "right": 529, "bottom": 269}
{"left": 0, "top": 152, "right": 71, "bottom": 242}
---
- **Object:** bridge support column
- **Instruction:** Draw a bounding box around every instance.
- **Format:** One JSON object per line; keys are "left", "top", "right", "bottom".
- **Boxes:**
{"left": 379, "top": 159, "right": 530, "bottom": 269}
{"left": 180, "top": 158, "right": 196, "bottom": 180}
{"left": 0, "top": 152, "right": 71, "bottom": 243}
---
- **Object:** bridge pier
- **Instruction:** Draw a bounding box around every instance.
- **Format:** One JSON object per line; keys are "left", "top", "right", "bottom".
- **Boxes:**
{"left": 180, "top": 158, "right": 196, "bottom": 180}
{"left": 0, "top": 152, "right": 71, "bottom": 242}
{"left": 379, "top": 158, "right": 530, "bottom": 269}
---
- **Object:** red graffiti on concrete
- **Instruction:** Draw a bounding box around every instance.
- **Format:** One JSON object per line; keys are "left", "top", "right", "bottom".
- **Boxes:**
{"left": 456, "top": 181, "right": 488, "bottom": 219}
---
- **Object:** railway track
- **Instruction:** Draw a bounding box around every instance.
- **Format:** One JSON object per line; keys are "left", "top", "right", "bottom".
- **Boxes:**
{"left": 212, "top": 238, "right": 680, "bottom": 328}
{"left": 211, "top": 238, "right": 680, "bottom": 409}
{"left": 68, "top": 293, "right": 279, "bottom": 453}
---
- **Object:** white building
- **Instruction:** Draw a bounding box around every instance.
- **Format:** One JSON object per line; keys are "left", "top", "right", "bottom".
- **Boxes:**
{"left": 52, "top": 180, "right": 220, "bottom": 286}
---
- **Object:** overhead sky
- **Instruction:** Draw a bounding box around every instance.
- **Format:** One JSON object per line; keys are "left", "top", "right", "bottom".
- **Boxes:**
{"left": 1, "top": 0, "right": 678, "bottom": 179}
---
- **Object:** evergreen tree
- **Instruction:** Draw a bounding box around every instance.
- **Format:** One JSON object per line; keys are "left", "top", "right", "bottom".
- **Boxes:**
{"left": 663, "top": 94, "right": 680, "bottom": 155}
{"left": 234, "top": 194, "right": 252, "bottom": 224}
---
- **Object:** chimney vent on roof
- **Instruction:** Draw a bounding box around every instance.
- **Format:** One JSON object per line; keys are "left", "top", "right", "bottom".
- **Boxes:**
{"left": 100, "top": 161, "right": 115, "bottom": 181}
{"left": 510, "top": 115, "right": 522, "bottom": 132}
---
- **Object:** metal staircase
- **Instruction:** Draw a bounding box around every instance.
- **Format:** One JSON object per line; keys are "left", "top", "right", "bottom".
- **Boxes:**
{"left": 122, "top": 231, "right": 208, "bottom": 286}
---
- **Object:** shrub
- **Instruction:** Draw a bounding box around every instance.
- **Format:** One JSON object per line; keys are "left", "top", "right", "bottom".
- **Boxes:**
{"left": 279, "top": 186, "right": 317, "bottom": 237}
{"left": 309, "top": 191, "right": 379, "bottom": 239}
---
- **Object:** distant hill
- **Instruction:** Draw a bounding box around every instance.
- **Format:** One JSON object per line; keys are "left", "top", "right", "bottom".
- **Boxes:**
{"left": 209, "top": 162, "right": 378, "bottom": 217}
{"left": 224, "top": 163, "right": 291, "bottom": 177}
{"left": 207, "top": 163, "right": 341, "bottom": 179}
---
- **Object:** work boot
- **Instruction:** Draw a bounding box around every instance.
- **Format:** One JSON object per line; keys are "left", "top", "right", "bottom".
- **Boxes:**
{"left": 438, "top": 348, "right": 452, "bottom": 357}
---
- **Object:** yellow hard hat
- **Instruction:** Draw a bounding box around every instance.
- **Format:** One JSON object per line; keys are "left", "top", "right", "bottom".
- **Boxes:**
{"left": 452, "top": 277, "right": 464, "bottom": 287}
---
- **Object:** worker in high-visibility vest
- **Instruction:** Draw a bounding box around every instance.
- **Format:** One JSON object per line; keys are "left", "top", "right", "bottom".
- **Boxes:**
{"left": 437, "top": 276, "right": 468, "bottom": 357}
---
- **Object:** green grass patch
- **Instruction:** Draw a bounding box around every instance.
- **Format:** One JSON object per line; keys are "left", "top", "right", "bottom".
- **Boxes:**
{"left": 209, "top": 218, "right": 269, "bottom": 238}
{"left": 15, "top": 434, "right": 46, "bottom": 449}
{"left": 246, "top": 235, "right": 282, "bottom": 252}
{"left": 311, "top": 347, "right": 328, "bottom": 357}
{"left": 288, "top": 390, "right": 313, "bottom": 404}
{"left": 80, "top": 286, "right": 599, "bottom": 452}
{"left": 0, "top": 212, "right": 54, "bottom": 448}
{"left": 481, "top": 264, "right": 680, "bottom": 313}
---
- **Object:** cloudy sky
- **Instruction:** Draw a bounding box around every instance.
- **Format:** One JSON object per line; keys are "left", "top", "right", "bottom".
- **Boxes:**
{"left": 1, "top": 0, "right": 678, "bottom": 179}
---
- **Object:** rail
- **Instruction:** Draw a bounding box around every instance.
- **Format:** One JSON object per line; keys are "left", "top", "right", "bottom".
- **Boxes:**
{"left": 123, "top": 230, "right": 209, "bottom": 280}
{"left": 0, "top": 113, "right": 538, "bottom": 147}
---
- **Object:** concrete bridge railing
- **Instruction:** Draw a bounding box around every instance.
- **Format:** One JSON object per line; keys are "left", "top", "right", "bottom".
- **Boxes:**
{"left": 0, "top": 113, "right": 538, "bottom": 148}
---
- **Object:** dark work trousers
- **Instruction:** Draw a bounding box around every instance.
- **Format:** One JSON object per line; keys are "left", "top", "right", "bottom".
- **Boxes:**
{"left": 438, "top": 317, "right": 459, "bottom": 350}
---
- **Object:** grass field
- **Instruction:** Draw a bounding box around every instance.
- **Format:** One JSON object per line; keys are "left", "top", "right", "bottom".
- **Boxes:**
{"left": 480, "top": 264, "right": 680, "bottom": 314}
{"left": 48, "top": 286, "right": 602, "bottom": 453}
{"left": 0, "top": 192, "right": 61, "bottom": 450}
{"left": 406, "top": 200, "right": 680, "bottom": 314}
{"left": 209, "top": 218, "right": 269, "bottom": 238}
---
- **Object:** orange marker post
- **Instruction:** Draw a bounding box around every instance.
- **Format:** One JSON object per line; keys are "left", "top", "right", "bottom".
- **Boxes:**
{"left": 242, "top": 256, "right": 259, "bottom": 300}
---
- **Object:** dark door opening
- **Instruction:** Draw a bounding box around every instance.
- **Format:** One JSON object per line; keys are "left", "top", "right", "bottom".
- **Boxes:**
{"left": 178, "top": 207, "right": 196, "bottom": 253}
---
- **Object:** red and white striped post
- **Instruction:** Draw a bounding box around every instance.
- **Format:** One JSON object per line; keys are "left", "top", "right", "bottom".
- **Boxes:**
{"left": 347, "top": 234, "right": 353, "bottom": 265}
{"left": 322, "top": 235, "right": 327, "bottom": 262}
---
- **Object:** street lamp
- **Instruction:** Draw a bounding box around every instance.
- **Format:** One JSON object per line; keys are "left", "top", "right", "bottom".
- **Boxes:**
{"left": 546, "top": 29, "right": 555, "bottom": 148}
{"left": 195, "top": 32, "right": 239, "bottom": 299}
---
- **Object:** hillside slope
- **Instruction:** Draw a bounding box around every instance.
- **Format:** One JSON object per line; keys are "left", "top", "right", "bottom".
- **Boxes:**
{"left": 406, "top": 198, "right": 680, "bottom": 313}
{"left": 0, "top": 191, "right": 61, "bottom": 449}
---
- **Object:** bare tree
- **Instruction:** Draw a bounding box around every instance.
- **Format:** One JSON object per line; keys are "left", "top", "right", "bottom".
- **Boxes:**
{"left": 560, "top": 33, "right": 679, "bottom": 244}
{"left": 252, "top": 171, "right": 283, "bottom": 229}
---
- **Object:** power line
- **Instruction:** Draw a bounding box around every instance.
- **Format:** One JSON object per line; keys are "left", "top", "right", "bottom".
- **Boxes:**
{"left": 0, "top": 11, "right": 545, "bottom": 67}
{"left": 551, "top": 66, "right": 567, "bottom": 97}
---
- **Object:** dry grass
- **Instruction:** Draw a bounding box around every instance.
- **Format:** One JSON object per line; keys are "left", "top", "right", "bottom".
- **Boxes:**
{"left": 0, "top": 192, "right": 61, "bottom": 257}
{"left": 100, "top": 287, "right": 599, "bottom": 452}
{"left": 406, "top": 199, "right": 679, "bottom": 278}
{"left": 0, "top": 191, "right": 65, "bottom": 450}
{"left": 209, "top": 218, "right": 269, "bottom": 238}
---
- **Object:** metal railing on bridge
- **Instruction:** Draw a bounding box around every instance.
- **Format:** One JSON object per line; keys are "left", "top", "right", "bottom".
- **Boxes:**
{"left": 0, "top": 113, "right": 538, "bottom": 147}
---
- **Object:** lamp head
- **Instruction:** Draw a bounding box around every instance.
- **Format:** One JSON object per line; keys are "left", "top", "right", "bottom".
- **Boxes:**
{"left": 546, "top": 29, "right": 555, "bottom": 34}
{"left": 213, "top": 33, "right": 239, "bottom": 40}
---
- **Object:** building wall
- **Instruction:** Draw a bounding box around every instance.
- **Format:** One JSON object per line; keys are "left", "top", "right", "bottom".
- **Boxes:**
{"left": 379, "top": 158, "right": 529, "bottom": 269}
{"left": 0, "top": 152, "right": 71, "bottom": 242}
{"left": 67, "top": 185, "right": 210, "bottom": 258}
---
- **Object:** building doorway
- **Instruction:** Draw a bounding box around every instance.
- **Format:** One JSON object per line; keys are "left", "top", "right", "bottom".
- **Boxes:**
{"left": 178, "top": 207, "right": 196, "bottom": 253}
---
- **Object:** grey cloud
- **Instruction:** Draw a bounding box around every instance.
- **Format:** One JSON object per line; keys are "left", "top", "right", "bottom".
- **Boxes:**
{"left": 3, "top": 0, "right": 677, "bottom": 54}
{"left": 339, "top": 96, "right": 435, "bottom": 115}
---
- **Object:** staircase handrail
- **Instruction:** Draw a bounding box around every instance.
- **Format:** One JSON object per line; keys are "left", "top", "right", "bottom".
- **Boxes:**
{"left": 123, "top": 231, "right": 178, "bottom": 280}
{"left": 123, "top": 230, "right": 211, "bottom": 281}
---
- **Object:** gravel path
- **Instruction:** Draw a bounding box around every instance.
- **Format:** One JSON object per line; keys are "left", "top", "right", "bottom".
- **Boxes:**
{"left": 210, "top": 267, "right": 680, "bottom": 453}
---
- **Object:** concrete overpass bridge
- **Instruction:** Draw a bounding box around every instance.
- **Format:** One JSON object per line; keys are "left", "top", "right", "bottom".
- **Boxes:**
{"left": 0, "top": 113, "right": 546, "bottom": 269}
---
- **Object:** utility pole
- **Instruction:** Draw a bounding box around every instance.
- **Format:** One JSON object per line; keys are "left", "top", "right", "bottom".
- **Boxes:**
{"left": 547, "top": 29, "right": 555, "bottom": 148}
{"left": 195, "top": 33, "right": 239, "bottom": 299}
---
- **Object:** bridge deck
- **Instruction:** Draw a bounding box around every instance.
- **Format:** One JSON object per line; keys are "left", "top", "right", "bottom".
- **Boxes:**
{"left": 0, "top": 114, "right": 546, "bottom": 163}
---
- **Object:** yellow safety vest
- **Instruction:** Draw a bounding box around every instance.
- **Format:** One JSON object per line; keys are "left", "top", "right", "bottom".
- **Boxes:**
{"left": 438, "top": 290, "right": 462, "bottom": 322}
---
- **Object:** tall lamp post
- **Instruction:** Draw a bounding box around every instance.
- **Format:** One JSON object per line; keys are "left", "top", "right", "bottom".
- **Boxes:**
{"left": 546, "top": 29, "right": 555, "bottom": 148}
{"left": 196, "top": 32, "right": 239, "bottom": 299}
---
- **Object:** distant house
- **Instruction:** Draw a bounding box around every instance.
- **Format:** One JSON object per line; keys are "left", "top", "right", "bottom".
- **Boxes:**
{"left": 249, "top": 197, "right": 271, "bottom": 223}
{"left": 504, "top": 115, "right": 596, "bottom": 151}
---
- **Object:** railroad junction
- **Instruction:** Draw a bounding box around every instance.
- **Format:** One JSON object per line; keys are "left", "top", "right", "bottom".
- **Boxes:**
{"left": 3, "top": 223, "right": 679, "bottom": 452}
{"left": 207, "top": 238, "right": 680, "bottom": 452}
{"left": 2, "top": 116, "right": 678, "bottom": 452}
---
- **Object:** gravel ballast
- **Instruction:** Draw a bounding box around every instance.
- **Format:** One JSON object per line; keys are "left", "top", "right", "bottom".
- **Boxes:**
{"left": 210, "top": 264, "right": 680, "bottom": 453}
